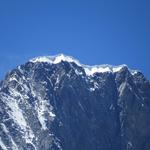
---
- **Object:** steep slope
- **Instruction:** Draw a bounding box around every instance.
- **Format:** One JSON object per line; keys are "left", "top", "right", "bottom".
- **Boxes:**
{"left": 0, "top": 54, "right": 150, "bottom": 150}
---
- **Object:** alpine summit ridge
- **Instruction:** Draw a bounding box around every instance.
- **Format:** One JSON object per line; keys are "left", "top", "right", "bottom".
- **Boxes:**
{"left": 0, "top": 54, "right": 150, "bottom": 150}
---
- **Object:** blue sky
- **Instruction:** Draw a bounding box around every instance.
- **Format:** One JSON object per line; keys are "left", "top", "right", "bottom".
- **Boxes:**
{"left": 0, "top": 0, "right": 150, "bottom": 80}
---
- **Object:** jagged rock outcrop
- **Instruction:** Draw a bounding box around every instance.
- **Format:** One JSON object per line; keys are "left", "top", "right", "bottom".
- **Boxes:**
{"left": 0, "top": 54, "right": 150, "bottom": 150}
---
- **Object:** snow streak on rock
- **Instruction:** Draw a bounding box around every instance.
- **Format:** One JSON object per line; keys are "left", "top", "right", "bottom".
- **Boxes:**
{"left": 0, "top": 54, "right": 149, "bottom": 150}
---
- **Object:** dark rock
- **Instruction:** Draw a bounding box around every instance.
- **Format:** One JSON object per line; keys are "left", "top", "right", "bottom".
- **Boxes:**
{"left": 0, "top": 55, "right": 150, "bottom": 150}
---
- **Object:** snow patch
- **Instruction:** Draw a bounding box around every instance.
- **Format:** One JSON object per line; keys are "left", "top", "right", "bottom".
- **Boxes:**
{"left": 30, "top": 54, "right": 81, "bottom": 66}
{"left": 1, "top": 94, "right": 35, "bottom": 146}
{"left": 9, "top": 76, "right": 18, "bottom": 82}
{"left": 113, "top": 66, "right": 125, "bottom": 72}
{"left": 127, "top": 141, "right": 133, "bottom": 149}
{"left": 130, "top": 70, "right": 139, "bottom": 75}
{"left": 7, "top": 99, "right": 34, "bottom": 144}
{"left": 0, "top": 137, "right": 7, "bottom": 150}
{"left": 35, "top": 97, "right": 55, "bottom": 130}
{"left": 30, "top": 54, "right": 137, "bottom": 76}
{"left": 118, "top": 82, "right": 127, "bottom": 97}
{"left": 84, "top": 66, "right": 111, "bottom": 76}
{"left": 89, "top": 87, "right": 95, "bottom": 91}
{"left": 1, "top": 123, "right": 19, "bottom": 150}
{"left": 109, "top": 104, "right": 115, "bottom": 110}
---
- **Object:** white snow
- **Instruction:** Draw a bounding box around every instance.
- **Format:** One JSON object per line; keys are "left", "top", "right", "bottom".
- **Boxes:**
{"left": 127, "top": 141, "right": 133, "bottom": 149}
{"left": 75, "top": 69, "right": 83, "bottom": 75}
{"left": 30, "top": 54, "right": 81, "bottom": 66}
{"left": 83, "top": 64, "right": 129, "bottom": 76}
{"left": 6, "top": 98, "right": 28, "bottom": 129}
{"left": 1, "top": 123, "right": 9, "bottom": 134}
{"left": 33, "top": 87, "right": 56, "bottom": 130}
{"left": 1, "top": 93, "right": 35, "bottom": 146}
{"left": 89, "top": 87, "right": 95, "bottom": 91}
{"left": 84, "top": 65, "right": 112, "bottom": 76}
{"left": 9, "top": 76, "right": 18, "bottom": 82}
{"left": 112, "top": 66, "right": 125, "bottom": 72}
{"left": 130, "top": 70, "right": 139, "bottom": 75}
{"left": 109, "top": 104, "right": 115, "bottom": 110}
{"left": 29, "top": 54, "right": 138, "bottom": 76}
{"left": 29, "top": 81, "right": 56, "bottom": 130}
{"left": 10, "top": 138, "right": 19, "bottom": 150}
{"left": 36, "top": 100, "right": 48, "bottom": 130}
{"left": 118, "top": 82, "right": 127, "bottom": 97}
{"left": 0, "top": 137, "right": 7, "bottom": 150}
{"left": 1, "top": 123, "right": 19, "bottom": 150}
{"left": 53, "top": 54, "right": 79, "bottom": 65}
{"left": 35, "top": 98, "right": 56, "bottom": 130}
{"left": 93, "top": 82, "right": 99, "bottom": 89}
{"left": 30, "top": 56, "right": 53, "bottom": 63}
{"left": 6, "top": 98, "right": 34, "bottom": 143}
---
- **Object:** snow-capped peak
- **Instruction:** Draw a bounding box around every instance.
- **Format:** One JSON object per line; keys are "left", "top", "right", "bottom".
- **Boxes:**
{"left": 30, "top": 54, "right": 81, "bottom": 66}
{"left": 83, "top": 64, "right": 127, "bottom": 76}
{"left": 29, "top": 54, "right": 138, "bottom": 76}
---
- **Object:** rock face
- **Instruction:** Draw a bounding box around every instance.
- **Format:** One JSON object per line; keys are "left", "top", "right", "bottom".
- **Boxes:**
{"left": 0, "top": 54, "right": 150, "bottom": 150}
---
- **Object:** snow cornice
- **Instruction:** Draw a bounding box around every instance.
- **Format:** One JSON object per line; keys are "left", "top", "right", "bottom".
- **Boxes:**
{"left": 29, "top": 54, "right": 139, "bottom": 76}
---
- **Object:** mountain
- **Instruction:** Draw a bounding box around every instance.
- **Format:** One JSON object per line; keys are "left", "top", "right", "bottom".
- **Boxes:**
{"left": 0, "top": 54, "right": 150, "bottom": 150}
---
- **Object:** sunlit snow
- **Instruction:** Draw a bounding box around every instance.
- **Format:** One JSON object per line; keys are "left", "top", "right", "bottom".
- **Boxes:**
{"left": 30, "top": 54, "right": 138, "bottom": 76}
{"left": 0, "top": 137, "right": 7, "bottom": 150}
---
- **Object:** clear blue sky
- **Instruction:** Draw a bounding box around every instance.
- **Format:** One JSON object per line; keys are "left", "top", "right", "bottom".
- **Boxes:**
{"left": 0, "top": 0, "right": 150, "bottom": 80}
